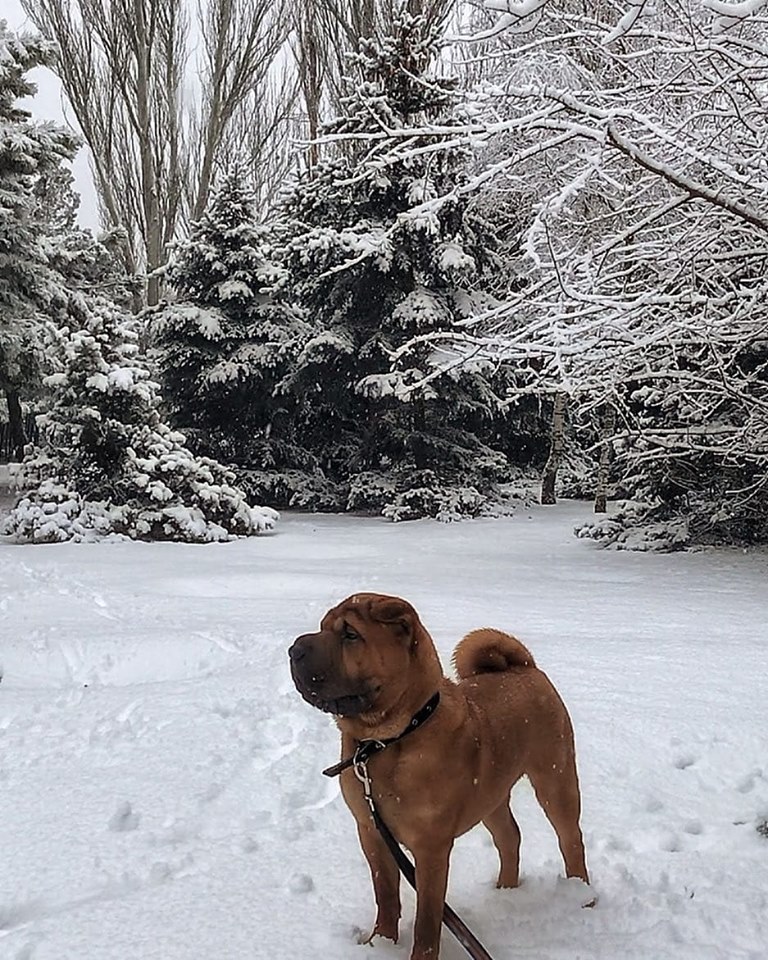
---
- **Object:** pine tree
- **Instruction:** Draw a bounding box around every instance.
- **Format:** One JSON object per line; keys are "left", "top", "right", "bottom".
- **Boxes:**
{"left": 3, "top": 295, "right": 277, "bottom": 542}
{"left": 279, "top": 12, "right": 532, "bottom": 519}
{"left": 0, "top": 21, "right": 79, "bottom": 456}
{"left": 156, "top": 165, "right": 311, "bottom": 503}
{"left": 34, "top": 164, "right": 131, "bottom": 301}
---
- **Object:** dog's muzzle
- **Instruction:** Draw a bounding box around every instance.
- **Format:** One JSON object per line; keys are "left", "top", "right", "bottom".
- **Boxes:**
{"left": 289, "top": 633, "right": 377, "bottom": 717}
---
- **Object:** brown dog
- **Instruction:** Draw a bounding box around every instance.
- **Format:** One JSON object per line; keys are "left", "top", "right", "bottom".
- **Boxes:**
{"left": 289, "top": 593, "right": 589, "bottom": 960}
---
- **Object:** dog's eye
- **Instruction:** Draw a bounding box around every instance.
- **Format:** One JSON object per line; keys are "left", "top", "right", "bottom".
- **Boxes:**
{"left": 342, "top": 624, "right": 360, "bottom": 643}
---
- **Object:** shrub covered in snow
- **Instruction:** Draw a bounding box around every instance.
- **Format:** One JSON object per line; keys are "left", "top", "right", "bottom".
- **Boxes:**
{"left": 574, "top": 486, "right": 768, "bottom": 552}
{"left": 576, "top": 360, "right": 768, "bottom": 549}
{"left": 2, "top": 299, "right": 277, "bottom": 543}
{"left": 381, "top": 475, "right": 486, "bottom": 524}
{"left": 237, "top": 466, "right": 344, "bottom": 514}
{"left": 574, "top": 501, "right": 691, "bottom": 552}
{"left": 347, "top": 466, "right": 535, "bottom": 522}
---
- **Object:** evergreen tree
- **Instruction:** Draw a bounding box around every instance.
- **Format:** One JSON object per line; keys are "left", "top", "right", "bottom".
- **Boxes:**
{"left": 0, "top": 21, "right": 78, "bottom": 456}
{"left": 34, "top": 165, "right": 131, "bottom": 303}
{"left": 156, "top": 165, "right": 312, "bottom": 504}
{"left": 279, "top": 12, "right": 539, "bottom": 519}
{"left": 3, "top": 295, "right": 277, "bottom": 542}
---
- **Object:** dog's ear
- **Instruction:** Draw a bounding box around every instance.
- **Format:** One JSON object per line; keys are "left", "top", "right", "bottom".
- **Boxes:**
{"left": 369, "top": 596, "right": 414, "bottom": 638}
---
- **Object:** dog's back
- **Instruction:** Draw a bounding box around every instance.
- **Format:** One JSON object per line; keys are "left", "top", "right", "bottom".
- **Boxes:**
{"left": 453, "top": 627, "right": 576, "bottom": 779}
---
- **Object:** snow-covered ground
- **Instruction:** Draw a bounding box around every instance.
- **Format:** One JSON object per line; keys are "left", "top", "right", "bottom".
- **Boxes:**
{"left": 1, "top": 503, "right": 767, "bottom": 960}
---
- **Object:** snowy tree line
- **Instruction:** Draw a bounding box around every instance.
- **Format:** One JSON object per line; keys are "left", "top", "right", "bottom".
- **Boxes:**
{"left": 0, "top": 22, "right": 276, "bottom": 541}
{"left": 453, "top": 0, "right": 768, "bottom": 547}
{"left": 1, "top": 0, "right": 766, "bottom": 547}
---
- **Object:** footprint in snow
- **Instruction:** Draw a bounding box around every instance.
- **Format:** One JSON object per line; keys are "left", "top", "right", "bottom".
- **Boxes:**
{"left": 603, "top": 834, "right": 631, "bottom": 852}
{"left": 737, "top": 770, "right": 762, "bottom": 794}
{"left": 287, "top": 873, "right": 314, "bottom": 895}
{"left": 109, "top": 801, "right": 140, "bottom": 832}
{"left": 673, "top": 753, "right": 697, "bottom": 770}
{"left": 660, "top": 832, "right": 683, "bottom": 852}
{"left": 143, "top": 853, "right": 200, "bottom": 887}
{"left": 200, "top": 781, "right": 223, "bottom": 804}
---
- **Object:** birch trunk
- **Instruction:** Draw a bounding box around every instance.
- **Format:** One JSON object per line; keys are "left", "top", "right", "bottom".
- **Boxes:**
{"left": 540, "top": 393, "right": 566, "bottom": 505}
{"left": 593, "top": 405, "right": 616, "bottom": 514}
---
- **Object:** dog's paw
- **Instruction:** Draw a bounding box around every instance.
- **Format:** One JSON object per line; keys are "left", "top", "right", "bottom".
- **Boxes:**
{"left": 558, "top": 876, "right": 597, "bottom": 909}
{"left": 355, "top": 923, "right": 399, "bottom": 945}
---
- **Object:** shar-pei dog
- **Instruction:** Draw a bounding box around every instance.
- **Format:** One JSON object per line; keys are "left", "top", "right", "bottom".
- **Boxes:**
{"left": 289, "top": 593, "right": 590, "bottom": 960}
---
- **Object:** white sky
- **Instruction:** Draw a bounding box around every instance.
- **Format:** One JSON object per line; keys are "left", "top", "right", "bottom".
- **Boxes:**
{"left": 5, "top": 1, "right": 100, "bottom": 229}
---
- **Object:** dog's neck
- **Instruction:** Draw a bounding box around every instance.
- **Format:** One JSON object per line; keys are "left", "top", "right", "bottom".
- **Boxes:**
{"left": 340, "top": 636, "right": 444, "bottom": 742}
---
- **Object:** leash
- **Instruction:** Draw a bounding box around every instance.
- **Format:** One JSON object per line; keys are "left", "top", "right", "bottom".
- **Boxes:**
{"left": 352, "top": 751, "right": 496, "bottom": 960}
{"left": 323, "top": 695, "right": 496, "bottom": 960}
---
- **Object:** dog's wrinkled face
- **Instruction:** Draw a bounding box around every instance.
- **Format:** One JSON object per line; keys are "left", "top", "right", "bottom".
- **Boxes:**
{"left": 289, "top": 593, "right": 416, "bottom": 717}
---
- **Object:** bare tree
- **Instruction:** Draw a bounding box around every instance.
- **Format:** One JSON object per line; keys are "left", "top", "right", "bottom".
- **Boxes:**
{"left": 190, "top": 0, "right": 293, "bottom": 219}
{"left": 356, "top": 0, "right": 768, "bottom": 521}
{"left": 23, "top": 0, "right": 292, "bottom": 307}
{"left": 290, "top": 0, "right": 329, "bottom": 169}
{"left": 218, "top": 62, "right": 300, "bottom": 214}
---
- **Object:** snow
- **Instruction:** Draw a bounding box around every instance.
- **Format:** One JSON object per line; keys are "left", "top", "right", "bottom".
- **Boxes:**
{"left": 217, "top": 280, "right": 253, "bottom": 301}
{"left": 85, "top": 373, "right": 110, "bottom": 392}
{"left": 485, "top": 0, "right": 549, "bottom": 18}
{"left": 602, "top": 1, "right": 647, "bottom": 45}
{"left": 439, "top": 241, "right": 476, "bottom": 275}
{"left": 163, "top": 306, "right": 223, "bottom": 340}
{"left": 703, "top": 0, "right": 767, "bottom": 17}
{"left": 1, "top": 503, "right": 767, "bottom": 960}
{"left": 107, "top": 368, "right": 138, "bottom": 391}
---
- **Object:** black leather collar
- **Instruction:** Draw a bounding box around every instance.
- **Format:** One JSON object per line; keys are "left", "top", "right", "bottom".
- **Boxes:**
{"left": 322, "top": 691, "right": 441, "bottom": 778}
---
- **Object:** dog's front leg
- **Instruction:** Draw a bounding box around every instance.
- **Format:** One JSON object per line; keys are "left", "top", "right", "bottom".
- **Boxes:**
{"left": 357, "top": 820, "right": 401, "bottom": 943}
{"left": 410, "top": 839, "right": 453, "bottom": 960}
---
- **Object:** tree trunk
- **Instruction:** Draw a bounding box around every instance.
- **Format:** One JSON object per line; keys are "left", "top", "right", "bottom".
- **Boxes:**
{"left": 540, "top": 392, "right": 566, "bottom": 505}
{"left": 133, "top": 0, "right": 163, "bottom": 308}
{"left": 5, "top": 390, "right": 27, "bottom": 461}
{"left": 412, "top": 398, "right": 427, "bottom": 470}
{"left": 292, "top": 0, "right": 324, "bottom": 170}
{"left": 594, "top": 404, "right": 616, "bottom": 513}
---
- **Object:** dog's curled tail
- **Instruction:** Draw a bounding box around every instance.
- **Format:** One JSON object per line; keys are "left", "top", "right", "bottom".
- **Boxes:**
{"left": 453, "top": 628, "right": 536, "bottom": 678}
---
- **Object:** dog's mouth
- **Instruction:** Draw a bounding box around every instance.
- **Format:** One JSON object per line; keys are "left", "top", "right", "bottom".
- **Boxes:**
{"left": 293, "top": 678, "right": 380, "bottom": 717}
{"left": 312, "top": 690, "right": 377, "bottom": 717}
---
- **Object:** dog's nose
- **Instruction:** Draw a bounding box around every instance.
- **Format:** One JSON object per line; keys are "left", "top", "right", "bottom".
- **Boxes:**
{"left": 289, "top": 636, "right": 310, "bottom": 663}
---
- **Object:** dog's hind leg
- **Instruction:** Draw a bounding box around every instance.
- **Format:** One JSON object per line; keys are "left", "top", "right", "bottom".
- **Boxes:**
{"left": 482, "top": 802, "right": 521, "bottom": 888}
{"left": 528, "top": 757, "right": 589, "bottom": 884}
{"left": 356, "top": 821, "right": 402, "bottom": 943}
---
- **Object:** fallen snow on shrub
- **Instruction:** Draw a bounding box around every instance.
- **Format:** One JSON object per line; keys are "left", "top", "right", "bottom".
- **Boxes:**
{"left": 2, "top": 300, "right": 277, "bottom": 543}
